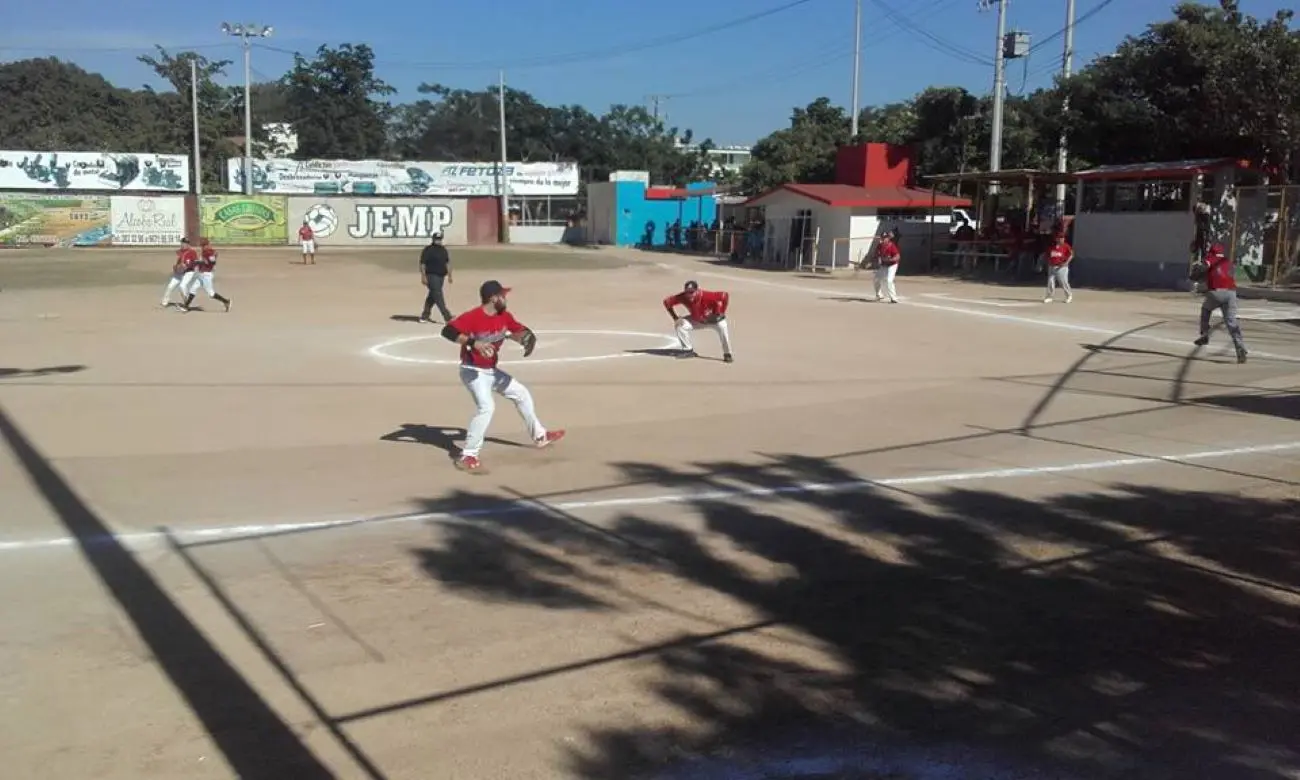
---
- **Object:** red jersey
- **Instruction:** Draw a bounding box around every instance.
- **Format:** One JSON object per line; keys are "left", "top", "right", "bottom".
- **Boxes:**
{"left": 1204, "top": 249, "right": 1236, "bottom": 291}
{"left": 877, "top": 241, "right": 900, "bottom": 265}
{"left": 195, "top": 245, "right": 217, "bottom": 273}
{"left": 448, "top": 306, "right": 527, "bottom": 370}
{"left": 664, "top": 290, "right": 727, "bottom": 322}
{"left": 175, "top": 246, "right": 198, "bottom": 273}
{"left": 299, "top": 225, "right": 314, "bottom": 240}
{"left": 1048, "top": 242, "right": 1073, "bottom": 267}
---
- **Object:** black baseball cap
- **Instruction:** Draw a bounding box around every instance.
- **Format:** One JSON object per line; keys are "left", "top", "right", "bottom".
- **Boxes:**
{"left": 684, "top": 280, "right": 699, "bottom": 292}
{"left": 480, "top": 280, "right": 511, "bottom": 301}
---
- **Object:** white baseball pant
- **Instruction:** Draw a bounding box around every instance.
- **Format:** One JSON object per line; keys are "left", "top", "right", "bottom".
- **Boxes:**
{"left": 301, "top": 239, "right": 316, "bottom": 255}
{"left": 459, "top": 365, "right": 547, "bottom": 458}
{"left": 874, "top": 263, "right": 898, "bottom": 302}
{"left": 676, "top": 317, "right": 733, "bottom": 354}
{"left": 161, "top": 272, "right": 194, "bottom": 305}
{"left": 186, "top": 271, "right": 217, "bottom": 297}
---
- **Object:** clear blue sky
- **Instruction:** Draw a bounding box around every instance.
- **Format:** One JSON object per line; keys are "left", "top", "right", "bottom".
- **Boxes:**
{"left": 0, "top": 0, "right": 1292, "bottom": 147}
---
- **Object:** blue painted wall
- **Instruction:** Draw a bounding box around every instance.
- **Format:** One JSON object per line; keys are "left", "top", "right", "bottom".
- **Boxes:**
{"left": 612, "top": 181, "right": 717, "bottom": 247}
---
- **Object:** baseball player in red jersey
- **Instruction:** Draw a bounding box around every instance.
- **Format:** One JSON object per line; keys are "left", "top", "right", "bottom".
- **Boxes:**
{"left": 440, "top": 280, "right": 565, "bottom": 472}
{"left": 1043, "top": 233, "right": 1074, "bottom": 303}
{"left": 873, "top": 232, "right": 901, "bottom": 303}
{"left": 298, "top": 223, "right": 316, "bottom": 264}
{"left": 1192, "top": 243, "right": 1248, "bottom": 363}
{"left": 664, "top": 280, "right": 733, "bottom": 362}
{"left": 181, "top": 237, "right": 232, "bottom": 312}
{"left": 161, "top": 238, "right": 199, "bottom": 308}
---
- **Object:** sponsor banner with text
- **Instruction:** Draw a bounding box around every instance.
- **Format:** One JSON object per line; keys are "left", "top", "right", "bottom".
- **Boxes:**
{"left": 199, "top": 195, "right": 289, "bottom": 245}
{"left": 287, "top": 197, "right": 469, "bottom": 246}
{"left": 0, "top": 150, "right": 189, "bottom": 192}
{"left": 0, "top": 194, "right": 111, "bottom": 246}
{"left": 109, "top": 196, "right": 186, "bottom": 245}
{"left": 232, "top": 158, "right": 578, "bottom": 197}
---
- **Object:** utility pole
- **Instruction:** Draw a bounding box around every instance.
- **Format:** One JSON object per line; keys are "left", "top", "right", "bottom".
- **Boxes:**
{"left": 190, "top": 58, "right": 202, "bottom": 197}
{"left": 850, "top": 0, "right": 862, "bottom": 139}
{"left": 220, "top": 22, "right": 273, "bottom": 195}
{"left": 980, "top": 0, "right": 1009, "bottom": 194}
{"left": 499, "top": 69, "right": 510, "bottom": 241}
{"left": 1055, "top": 0, "right": 1076, "bottom": 206}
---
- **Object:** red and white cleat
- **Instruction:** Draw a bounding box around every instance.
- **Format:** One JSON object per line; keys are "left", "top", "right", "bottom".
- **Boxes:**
{"left": 535, "top": 430, "right": 566, "bottom": 449}
{"left": 455, "top": 455, "right": 484, "bottom": 472}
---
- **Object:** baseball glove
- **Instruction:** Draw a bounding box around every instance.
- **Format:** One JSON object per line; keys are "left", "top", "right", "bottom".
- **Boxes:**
{"left": 1188, "top": 260, "right": 1209, "bottom": 282}
{"left": 519, "top": 328, "right": 538, "bottom": 357}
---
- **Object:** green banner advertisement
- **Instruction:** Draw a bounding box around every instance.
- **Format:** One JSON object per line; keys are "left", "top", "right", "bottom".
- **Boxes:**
{"left": 199, "top": 194, "right": 288, "bottom": 244}
{"left": 0, "top": 194, "right": 111, "bottom": 246}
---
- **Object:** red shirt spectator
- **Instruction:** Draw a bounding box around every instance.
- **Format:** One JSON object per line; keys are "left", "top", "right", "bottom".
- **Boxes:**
{"left": 1203, "top": 244, "right": 1236, "bottom": 291}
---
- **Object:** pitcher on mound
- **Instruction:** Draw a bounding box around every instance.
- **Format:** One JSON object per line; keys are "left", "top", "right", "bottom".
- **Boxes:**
{"left": 440, "top": 280, "right": 565, "bottom": 472}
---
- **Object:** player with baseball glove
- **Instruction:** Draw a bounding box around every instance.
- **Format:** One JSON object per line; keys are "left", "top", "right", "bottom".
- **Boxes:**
{"left": 439, "top": 280, "right": 564, "bottom": 472}
{"left": 663, "top": 280, "right": 733, "bottom": 362}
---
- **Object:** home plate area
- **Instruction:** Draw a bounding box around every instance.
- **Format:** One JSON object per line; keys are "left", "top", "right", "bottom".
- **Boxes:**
{"left": 367, "top": 328, "right": 683, "bottom": 366}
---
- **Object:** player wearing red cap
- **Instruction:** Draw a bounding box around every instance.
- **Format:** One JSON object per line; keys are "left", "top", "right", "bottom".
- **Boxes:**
{"left": 1191, "top": 243, "right": 1248, "bottom": 363}
{"left": 663, "top": 280, "right": 734, "bottom": 362}
{"left": 439, "top": 280, "right": 565, "bottom": 472}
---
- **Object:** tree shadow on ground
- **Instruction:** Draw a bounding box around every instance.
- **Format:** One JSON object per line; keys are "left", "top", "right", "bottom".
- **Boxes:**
{"left": 407, "top": 457, "right": 1300, "bottom": 779}
{"left": 0, "top": 364, "right": 86, "bottom": 379}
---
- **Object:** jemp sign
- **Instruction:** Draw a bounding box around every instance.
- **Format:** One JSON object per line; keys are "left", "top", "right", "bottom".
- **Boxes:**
{"left": 287, "top": 198, "right": 468, "bottom": 246}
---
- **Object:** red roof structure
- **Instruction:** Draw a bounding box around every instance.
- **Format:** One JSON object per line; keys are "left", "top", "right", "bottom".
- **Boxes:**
{"left": 745, "top": 143, "right": 972, "bottom": 208}
{"left": 1074, "top": 158, "right": 1252, "bottom": 181}
{"left": 645, "top": 186, "right": 719, "bottom": 200}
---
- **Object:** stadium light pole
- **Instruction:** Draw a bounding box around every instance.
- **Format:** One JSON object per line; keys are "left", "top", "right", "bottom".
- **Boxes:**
{"left": 498, "top": 69, "right": 510, "bottom": 241}
{"left": 979, "top": 0, "right": 1009, "bottom": 195}
{"left": 220, "top": 22, "right": 274, "bottom": 195}
{"left": 190, "top": 58, "right": 202, "bottom": 196}
{"left": 1055, "top": 0, "right": 1076, "bottom": 206}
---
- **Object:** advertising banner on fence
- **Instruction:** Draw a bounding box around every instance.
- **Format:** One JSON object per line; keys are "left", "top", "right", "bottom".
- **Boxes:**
{"left": 199, "top": 195, "right": 288, "bottom": 245}
{"left": 0, "top": 194, "right": 111, "bottom": 246}
{"left": 109, "top": 196, "right": 186, "bottom": 245}
{"left": 287, "top": 197, "right": 469, "bottom": 246}
{"left": 0, "top": 150, "right": 189, "bottom": 192}
{"left": 230, "top": 158, "right": 579, "bottom": 197}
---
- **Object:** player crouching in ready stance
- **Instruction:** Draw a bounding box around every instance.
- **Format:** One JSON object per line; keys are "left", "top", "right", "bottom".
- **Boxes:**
{"left": 440, "top": 280, "right": 565, "bottom": 472}
{"left": 664, "top": 280, "right": 733, "bottom": 362}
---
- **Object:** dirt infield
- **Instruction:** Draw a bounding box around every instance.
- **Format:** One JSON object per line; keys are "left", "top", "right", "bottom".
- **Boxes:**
{"left": 1, "top": 246, "right": 1299, "bottom": 779}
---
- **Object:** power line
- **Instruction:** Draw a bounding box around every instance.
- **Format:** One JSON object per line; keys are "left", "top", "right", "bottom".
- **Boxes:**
{"left": 255, "top": 0, "right": 824, "bottom": 72}
{"left": 865, "top": 0, "right": 992, "bottom": 67}
{"left": 1028, "top": 0, "right": 1117, "bottom": 55}
{"left": 0, "top": 42, "right": 237, "bottom": 54}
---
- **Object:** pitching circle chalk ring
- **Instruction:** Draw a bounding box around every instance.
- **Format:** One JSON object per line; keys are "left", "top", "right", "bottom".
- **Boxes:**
{"left": 367, "top": 329, "right": 683, "bottom": 366}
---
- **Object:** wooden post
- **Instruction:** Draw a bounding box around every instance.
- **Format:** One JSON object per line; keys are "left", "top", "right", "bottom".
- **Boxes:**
{"left": 928, "top": 185, "right": 937, "bottom": 272}
{"left": 1271, "top": 187, "right": 1288, "bottom": 288}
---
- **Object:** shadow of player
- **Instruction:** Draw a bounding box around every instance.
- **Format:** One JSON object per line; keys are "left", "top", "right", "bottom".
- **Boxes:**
{"left": 380, "top": 424, "right": 524, "bottom": 457}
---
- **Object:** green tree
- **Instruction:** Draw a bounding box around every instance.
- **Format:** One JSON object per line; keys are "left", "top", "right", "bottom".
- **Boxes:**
{"left": 283, "top": 44, "right": 395, "bottom": 159}
{"left": 742, "top": 97, "right": 850, "bottom": 194}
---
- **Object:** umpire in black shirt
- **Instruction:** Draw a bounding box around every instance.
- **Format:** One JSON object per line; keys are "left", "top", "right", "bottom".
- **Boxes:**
{"left": 419, "top": 231, "right": 455, "bottom": 323}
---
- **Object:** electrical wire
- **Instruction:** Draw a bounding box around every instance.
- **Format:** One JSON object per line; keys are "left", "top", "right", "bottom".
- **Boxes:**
{"left": 1028, "top": 0, "right": 1118, "bottom": 55}
{"left": 255, "top": 0, "right": 824, "bottom": 72}
{"left": 0, "top": 41, "right": 236, "bottom": 54}
{"left": 660, "top": 0, "right": 965, "bottom": 101}
{"left": 865, "top": 0, "right": 992, "bottom": 67}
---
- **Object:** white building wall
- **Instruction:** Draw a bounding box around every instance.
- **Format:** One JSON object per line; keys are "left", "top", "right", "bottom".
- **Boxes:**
{"left": 1074, "top": 211, "right": 1194, "bottom": 270}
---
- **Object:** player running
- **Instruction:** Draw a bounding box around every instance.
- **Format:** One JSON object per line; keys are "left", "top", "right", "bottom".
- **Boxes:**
{"left": 440, "top": 280, "right": 565, "bottom": 472}
{"left": 1191, "top": 243, "right": 1248, "bottom": 363}
{"left": 161, "top": 237, "right": 198, "bottom": 308}
{"left": 298, "top": 222, "right": 316, "bottom": 264}
{"left": 663, "top": 280, "right": 733, "bottom": 362}
{"left": 181, "top": 237, "right": 232, "bottom": 313}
